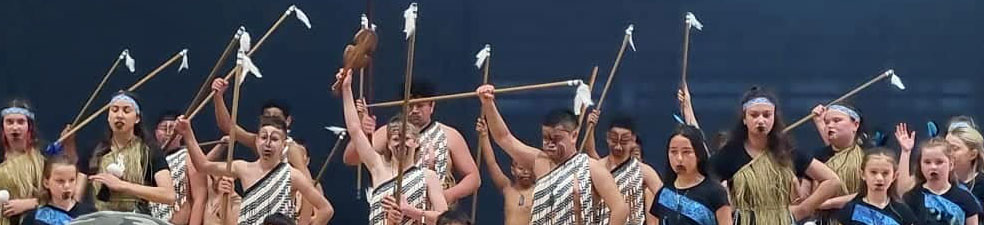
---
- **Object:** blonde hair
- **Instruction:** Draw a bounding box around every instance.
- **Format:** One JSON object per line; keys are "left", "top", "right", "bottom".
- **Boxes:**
{"left": 949, "top": 127, "right": 984, "bottom": 173}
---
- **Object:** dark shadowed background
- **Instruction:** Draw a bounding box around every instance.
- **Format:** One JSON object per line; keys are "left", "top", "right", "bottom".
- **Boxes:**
{"left": 2, "top": 0, "right": 982, "bottom": 224}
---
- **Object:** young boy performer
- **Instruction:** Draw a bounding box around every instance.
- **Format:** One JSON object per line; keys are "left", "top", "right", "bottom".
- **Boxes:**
{"left": 342, "top": 80, "right": 480, "bottom": 205}
{"left": 338, "top": 69, "right": 448, "bottom": 225}
{"left": 582, "top": 112, "right": 663, "bottom": 225}
{"left": 476, "top": 84, "right": 628, "bottom": 224}
{"left": 175, "top": 114, "right": 333, "bottom": 225}
{"left": 475, "top": 118, "right": 533, "bottom": 225}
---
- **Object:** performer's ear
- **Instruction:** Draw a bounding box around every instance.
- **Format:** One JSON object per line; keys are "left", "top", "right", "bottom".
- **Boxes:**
{"left": 285, "top": 116, "right": 293, "bottom": 127}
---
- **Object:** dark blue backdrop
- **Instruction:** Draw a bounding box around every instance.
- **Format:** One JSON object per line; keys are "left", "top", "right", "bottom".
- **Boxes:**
{"left": 2, "top": 0, "right": 982, "bottom": 224}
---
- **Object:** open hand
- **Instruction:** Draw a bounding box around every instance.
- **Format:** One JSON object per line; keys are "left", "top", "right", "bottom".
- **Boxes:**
{"left": 895, "top": 123, "right": 916, "bottom": 153}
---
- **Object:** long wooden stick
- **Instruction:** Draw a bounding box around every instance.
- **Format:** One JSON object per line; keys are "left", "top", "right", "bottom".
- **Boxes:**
{"left": 185, "top": 9, "right": 294, "bottom": 120}
{"left": 783, "top": 70, "right": 894, "bottom": 133}
{"left": 161, "top": 32, "right": 240, "bottom": 149}
{"left": 577, "top": 31, "right": 631, "bottom": 153}
{"left": 575, "top": 66, "right": 601, "bottom": 133}
{"left": 220, "top": 62, "right": 244, "bottom": 221}
{"left": 470, "top": 50, "right": 491, "bottom": 222}
{"left": 71, "top": 55, "right": 123, "bottom": 127}
{"left": 680, "top": 21, "right": 693, "bottom": 87}
{"left": 315, "top": 134, "right": 347, "bottom": 182}
{"left": 394, "top": 26, "right": 417, "bottom": 203}
{"left": 356, "top": 69, "right": 365, "bottom": 198}
{"left": 56, "top": 50, "right": 186, "bottom": 143}
{"left": 179, "top": 139, "right": 224, "bottom": 149}
{"left": 367, "top": 80, "right": 581, "bottom": 108}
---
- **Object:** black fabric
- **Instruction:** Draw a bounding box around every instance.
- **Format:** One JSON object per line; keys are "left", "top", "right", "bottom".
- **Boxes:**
{"left": 710, "top": 142, "right": 814, "bottom": 183}
{"left": 145, "top": 148, "right": 168, "bottom": 186}
{"left": 20, "top": 202, "right": 96, "bottom": 225}
{"left": 650, "top": 178, "right": 729, "bottom": 225}
{"left": 814, "top": 145, "right": 836, "bottom": 163}
{"left": 958, "top": 172, "right": 984, "bottom": 210}
{"left": 833, "top": 196, "right": 916, "bottom": 225}
{"left": 903, "top": 185, "right": 983, "bottom": 224}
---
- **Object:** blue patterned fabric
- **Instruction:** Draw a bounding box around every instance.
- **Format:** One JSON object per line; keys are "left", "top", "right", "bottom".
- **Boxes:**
{"left": 657, "top": 188, "right": 715, "bottom": 225}
{"left": 35, "top": 206, "right": 73, "bottom": 225}
{"left": 923, "top": 192, "right": 965, "bottom": 224}
{"left": 851, "top": 204, "right": 899, "bottom": 225}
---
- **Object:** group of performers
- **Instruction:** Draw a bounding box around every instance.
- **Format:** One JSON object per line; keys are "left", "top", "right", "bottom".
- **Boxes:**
{"left": 4, "top": 61, "right": 984, "bottom": 225}
{"left": 3, "top": 4, "right": 984, "bottom": 225}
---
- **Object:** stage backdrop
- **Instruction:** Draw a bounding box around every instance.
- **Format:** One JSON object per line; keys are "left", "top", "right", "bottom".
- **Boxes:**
{"left": 2, "top": 0, "right": 982, "bottom": 224}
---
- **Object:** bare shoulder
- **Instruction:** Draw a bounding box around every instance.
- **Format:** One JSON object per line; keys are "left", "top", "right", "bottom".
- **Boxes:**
{"left": 232, "top": 160, "right": 252, "bottom": 177}
{"left": 439, "top": 124, "right": 465, "bottom": 138}
{"left": 288, "top": 167, "right": 309, "bottom": 183}
{"left": 639, "top": 163, "right": 657, "bottom": 174}
{"left": 290, "top": 141, "right": 307, "bottom": 152}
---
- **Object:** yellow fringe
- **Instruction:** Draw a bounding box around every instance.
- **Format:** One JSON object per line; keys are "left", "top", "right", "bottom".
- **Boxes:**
{"left": 93, "top": 139, "right": 148, "bottom": 212}
{"left": 731, "top": 152, "right": 797, "bottom": 225}
{"left": 0, "top": 150, "right": 44, "bottom": 225}
{"left": 825, "top": 144, "right": 864, "bottom": 195}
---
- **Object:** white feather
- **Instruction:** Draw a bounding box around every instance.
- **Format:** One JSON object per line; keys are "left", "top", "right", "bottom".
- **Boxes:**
{"left": 121, "top": 49, "right": 136, "bottom": 73}
{"left": 566, "top": 79, "right": 583, "bottom": 87}
{"left": 475, "top": 44, "right": 491, "bottom": 69}
{"left": 625, "top": 24, "right": 637, "bottom": 52}
{"left": 686, "top": 12, "right": 703, "bottom": 31}
{"left": 888, "top": 70, "right": 905, "bottom": 90}
{"left": 403, "top": 3, "right": 418, "bottom": 39}
{"left": 573, "top": 83, "right": 594, "bottom": 115}
{"left": 178, "top": 49, "right": 189, "bottom": 73}
{"left": 289, "top": 5, "right": 312, "bottom": 29}
{"left": 239, "top": 28, "right": 252, "bottom": 53}
{"left": 235, "top": 26, "right": 245, "bottom": 39}
{"left": 0, "top": 190, "right": 8, "bottom": 204}
{"left": 325, "top": 126, "right": 347, "bottom": 136}
{"left": 236, "top": 50, "right": 262, "bottom": 80}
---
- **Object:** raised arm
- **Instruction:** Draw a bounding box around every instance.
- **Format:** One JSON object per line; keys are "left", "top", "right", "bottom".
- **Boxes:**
{"left": 477, "top": 118, "right": 512, "bottom": 190}
{"left": 811, "top": 105, "right": 830, "bottom": 146}
{"left": 678, "top": 85, "right": 700, "bottom": 128}
{"left": 176, "top": 115, "right": 236, "bottom": 177}
{"left": 342, "top": 100, "right": 381, "bottom": 166}
{"left": 338, "top": 69, "right": 385, "bottom": 172}
{"left": 791, "top": 160, "right": 843, "bottom": 221}
{"left": 895, "top": 123, "right": 916, "bottom": 194}
{"left": 584, "top": 109, "right": 601, "bottom": 159}
{"left": 476, "top": 85, "right": 541, "bottom": 170}
{"left": 210, "top": 78, "right": 259, "bottom": 149}
{"left": 589, "top": 159, "right": 627, "bottom": 225}
{"left": 442, "top": 126, "right": 481, "bottom": 203}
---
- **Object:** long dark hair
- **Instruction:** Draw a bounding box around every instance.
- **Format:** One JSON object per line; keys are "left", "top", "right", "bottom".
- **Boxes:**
{"left": 89, "top": 91, "right": 157, "bottom": 172}
{"left": 1, "top": 98, "right": 42, "bottom": 157}
{"left": 722, "top": 86, "right": 795, "bottom": 167}
{"left": 856, "top": 147, "right": 901, "bottom": 201}
{"left": 663, "top": 125, "right": 712, "bottom": 184}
